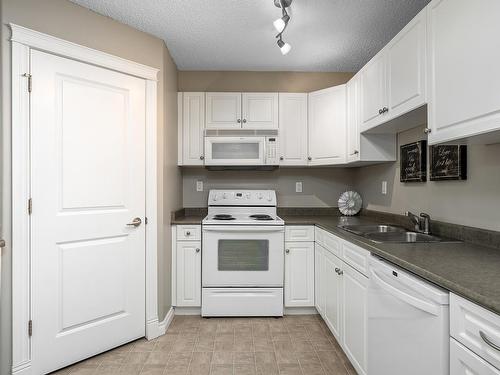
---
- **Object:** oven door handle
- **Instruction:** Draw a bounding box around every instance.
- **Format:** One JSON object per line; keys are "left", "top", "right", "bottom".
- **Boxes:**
{"left": 203, "top": 226, "right": 284, "bottom": 233}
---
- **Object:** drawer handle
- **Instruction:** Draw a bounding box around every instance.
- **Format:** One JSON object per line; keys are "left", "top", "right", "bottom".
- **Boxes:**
{"left": 479, "top": 330, "right": 500, "bottom": 351}
{"left": 186, "top": 231, "right": 191, "bottom": 236}
{"left": 196, "top": 248, "right": 200, "bottom": 253}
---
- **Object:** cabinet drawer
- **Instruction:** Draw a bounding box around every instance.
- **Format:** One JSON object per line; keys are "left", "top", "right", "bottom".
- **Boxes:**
{"left": 341, "top": 241, "right": 370, "bottom": 276}
{"left": 285, "top": 226, "right": 314, "bottom": 242}
{"left": 451, "top": 293, "right": 500, "bottom": 369}
{"left": 315, "top": 227, "right": 341, "bottom": 258}
{"left": 176, "top": 225, "right": 201, "bottom": 241}
{"left": 451, "top": 338, "right": 500, "bottom": 375}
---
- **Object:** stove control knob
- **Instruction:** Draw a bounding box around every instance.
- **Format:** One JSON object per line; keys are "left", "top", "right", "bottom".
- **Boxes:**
{"left": 257, "top": 193, "right": 263, "bottom": 200}
{"left": 267, "top": 194, "right": 272, "bottom": 201}
{"left": 245, "top": 192, "right": 251, "bottom": 199}
{"left": 212, "top": 194, "right": 218, "bottom": 201}
{"left": 222, "top": 193, "right": 227, "bottom": 199}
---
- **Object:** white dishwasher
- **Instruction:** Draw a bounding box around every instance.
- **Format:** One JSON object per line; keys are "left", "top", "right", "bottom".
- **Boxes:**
{"left": 367, "top": 256, "right": 450, "bottom": 375}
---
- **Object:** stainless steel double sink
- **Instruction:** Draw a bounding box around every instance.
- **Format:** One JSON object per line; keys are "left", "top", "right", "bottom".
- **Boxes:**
{"left": 338, "top": 224, "right": 453, "bottom": 243}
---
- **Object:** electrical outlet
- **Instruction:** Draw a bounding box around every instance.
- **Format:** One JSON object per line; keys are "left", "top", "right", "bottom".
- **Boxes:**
{"left": 295, "top": 181, "right": 303, "bottom": 193}
{"left": 196, "top": 180, "right": 203, "bottom": 192}
{"left": 381, "top": 181, "right": 387, "bottom": 195}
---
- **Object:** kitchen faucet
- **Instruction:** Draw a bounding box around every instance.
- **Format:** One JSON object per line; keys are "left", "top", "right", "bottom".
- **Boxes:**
{"left": 405, "top": 211, "right": 431, "bottom": 235}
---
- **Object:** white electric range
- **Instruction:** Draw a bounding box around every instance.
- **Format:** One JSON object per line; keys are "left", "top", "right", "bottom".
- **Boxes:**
{"left": 201, "top": 190, "right": 285, "bottom": 317}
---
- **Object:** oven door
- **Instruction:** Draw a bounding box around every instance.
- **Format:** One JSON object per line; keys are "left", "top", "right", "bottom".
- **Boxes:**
{"left": 204, "top": 137, "right": 265, "bottom": 166}
{"left": 202, "top": 225, "right": 284, "bottom": 287}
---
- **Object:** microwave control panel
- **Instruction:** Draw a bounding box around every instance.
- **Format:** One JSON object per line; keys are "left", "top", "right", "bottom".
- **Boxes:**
{"left": 266, "top": 137, "right": 279, "bottom": 165}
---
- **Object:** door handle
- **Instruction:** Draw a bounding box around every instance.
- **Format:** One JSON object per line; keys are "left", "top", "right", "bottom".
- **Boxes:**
{"left": 126, "top": 217, "right": 142, "bottom": 227}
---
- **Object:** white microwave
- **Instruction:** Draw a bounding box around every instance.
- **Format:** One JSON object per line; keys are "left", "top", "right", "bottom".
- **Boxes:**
{"left": 204, "top": 136, "right": 278, "bottom": 166}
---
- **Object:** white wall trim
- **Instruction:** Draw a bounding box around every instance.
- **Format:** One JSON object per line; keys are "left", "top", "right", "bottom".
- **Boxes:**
{"left": 11, "top": 25, "right": 159, "bottom": 374}
{"left": 9, "top": 23, "right": 159, "bottom": 81}
{"left": 284, "top": 307, "right": 319, "bottom": 315}
{"left": 158, "top": 308, "right": 175, "bottom": 335}
{"left": 174, "top": 307, "right": 202, "bottom": 316}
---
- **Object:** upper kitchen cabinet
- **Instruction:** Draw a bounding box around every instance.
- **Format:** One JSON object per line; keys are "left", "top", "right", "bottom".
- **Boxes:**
{"left": 347, "top": 75, "right": 396, "bottom": 164}
{"left": 427, "top": 0, "right": 500, "bottom": 144}
{"left": 308, "top": 85, "right": 347, "bottom": 165}
{"left": 279, "top": 93, "right": 308, "bottom": 166}
{"left": 178, "top": 92, "right": 205, "bottom": 166}
{"left": 206, "top": 92, "right": 278, "bottom": 130}
{"left": 205, "top": 92, "right": 242, "bottom": 129}
{"left": 360, "top": 7, "right": 427, "bottom": 133}
{"left": 242, "top": 93, "right": 279, "bottom": 129}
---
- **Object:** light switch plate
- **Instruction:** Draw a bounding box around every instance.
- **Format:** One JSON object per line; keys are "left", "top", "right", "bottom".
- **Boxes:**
{"left": 381, "top": 181, "right": 387, "bottom": 195}
{"left": 296, "top": 181, "right": 303, "bottom": 193}
{"left": 196, "top": 180, "right": 203, "bottom": 192}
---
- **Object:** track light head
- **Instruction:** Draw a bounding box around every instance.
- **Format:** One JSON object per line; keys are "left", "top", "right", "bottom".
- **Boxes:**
{"left": 273, "top": 14, "right": 290, "bottom": 33}
{"left": 277, "top": 37, "right": 291, "bottom": 55}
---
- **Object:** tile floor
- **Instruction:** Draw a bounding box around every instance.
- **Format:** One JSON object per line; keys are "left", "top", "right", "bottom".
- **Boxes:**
{"left": 52, "top": 315, "right": 356, "bottom": 375}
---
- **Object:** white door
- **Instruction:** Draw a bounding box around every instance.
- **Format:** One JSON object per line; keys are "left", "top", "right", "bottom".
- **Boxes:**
{"left": 342, "top": 265, "right": 368, "bottom": 375}
{"left": 176, "top": 241, "right": 202, "bottom": 307}
{"left": 31, "top": 50, "right": 146, "bottom": 374}
{"left": 205, "top": 92, "right": 242, "bottom": 129}
{"left": 386, "top": 7, "right": 427, "bottom": 120}
{"left": 181, "top": 92, "right": 205, "bottom": 165}
{"left": 284, "top": 242, "right": 315, "bottom": 307}
{"left": 241, "top": 93, "right": 279, "bottom": 129}
{"left": 427, "top": 0, "right": 500, "bottom": 144}
{"left": 360, "top": 51, "right": 387, "bottom": 131}
{"left": 323, "top": 249, "right": 343, "bottom": 341}
{"left": 308, "top": 85, "right": 347, "bottom": 165}
{"left": 346, "top": 76, "right": 361, "bottom": 162}
{"left": 279, "top": 93, "right": 308, "bottom": 165}
{"left": 314, "top": 244, "right": 326, "bottom": 316}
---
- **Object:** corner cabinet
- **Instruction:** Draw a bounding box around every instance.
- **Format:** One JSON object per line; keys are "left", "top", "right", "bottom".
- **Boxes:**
{"left": 278, "top": 93, "right": 308, "bottom": 166}
{"left": 308, "top": 85, "right": 347, "bottom": 165}
{"left": 172, "top": 225, "right": 201, "bottom": 307}
{"left": 178, "top": 92, "right": 205, "bottom": 166}
{"left": 427, "top": 0, "right": 500, "bottom": 144}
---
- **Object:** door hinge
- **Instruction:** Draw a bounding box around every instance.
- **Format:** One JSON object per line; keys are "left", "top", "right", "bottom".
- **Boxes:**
{"left": 28, "top": 198, "right": 32, "bottom": 215}
{"left": 28, "top": 320, "right": 32, "bottom": 337}
{"left": 23, "top": 73, "right": 32, "bottom": 93}
{"left": 145, "top": 217, "right": 148, "bottom": 225}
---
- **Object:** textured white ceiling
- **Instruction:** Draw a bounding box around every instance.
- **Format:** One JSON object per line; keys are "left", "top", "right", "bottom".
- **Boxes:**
{"left": 70, "top": 0, "right": 430, "bottom": 72}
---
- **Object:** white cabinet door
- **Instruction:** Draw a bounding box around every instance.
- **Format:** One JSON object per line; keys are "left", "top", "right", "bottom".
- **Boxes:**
{"left": 360, "top": 52, "right": 387, "bottom": 131}
{"left": 176, "top": 241, "right": 201, "bottom": 307}
{"left": 284, "top": 242, "right": 315, "bottom": 307}
{"left": 279, "top": 93, "right": 308, "bottom": 165}
{"left": 451, "top": 338, "right": 500, "bottom": 375}
{"left": 347, "top": 76, "right": 361, "bottom": 162}
{"left": 181, "top": 92, "right": 205, "bottom": 165}
{"left": 323, "top": 249, "right": 343, "bottom": 341}
{"left": 205, "top": 92, "right": 242, "bottom": 129}
{"left": 315, "top": 244, "right": 326, "bottom": 316}
{"left": 242, "top": 93, "right": 278, "bottom": 129}
{"left": 427, "top": 0, "right": 500, "bottom": 144}
{"left": 386, "top": 8, "right": 427, "bottom": 121}
{"left": 308, "top": 85, "right": 347, "bottom": 165}
{"left": 342, "top": 265, "right": 368, "bottom": 375}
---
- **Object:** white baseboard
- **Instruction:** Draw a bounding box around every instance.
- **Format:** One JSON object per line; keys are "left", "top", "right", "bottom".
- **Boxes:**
{"left": 174, "top": 306, "right": 202, "bottom": 315}
{"left": 12, "top": 362, "right": 32, "bottom": 375}
{"left": 284, "top": 306, "right": 319, "bottom": 315}
{"left": 158, "top": 307, "right": 175, "bottom": 334}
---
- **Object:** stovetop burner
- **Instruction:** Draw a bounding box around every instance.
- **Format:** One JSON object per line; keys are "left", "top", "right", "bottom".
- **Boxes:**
{"left": 212, "top": 214, "right": 236, "bottom": 221}
{"left": 250, "top": 214, "right": 274, "bottom": 221}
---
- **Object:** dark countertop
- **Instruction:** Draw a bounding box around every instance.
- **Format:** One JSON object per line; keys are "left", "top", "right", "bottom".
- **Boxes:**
{"left": 282, "top": 214, "right": 500, "bottom": 316}
{"left": 171, "top": 209, "right": 500, "bottom": 315}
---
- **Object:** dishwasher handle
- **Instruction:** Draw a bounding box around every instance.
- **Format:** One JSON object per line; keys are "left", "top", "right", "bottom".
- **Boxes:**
{"left": 370, "top": 268, "right": 441, "bottom": 316}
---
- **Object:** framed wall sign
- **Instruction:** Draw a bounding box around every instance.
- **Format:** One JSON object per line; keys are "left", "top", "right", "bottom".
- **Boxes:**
{"left": 430, "top": 145, "right": 467, "bottom": 181}
{"left": 400, "top": 140, "right": 427, "bottom": 182}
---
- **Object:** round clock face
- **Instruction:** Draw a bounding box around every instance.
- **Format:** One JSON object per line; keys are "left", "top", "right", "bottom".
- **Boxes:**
{"left": 338, "top": 191, "right": 362, "bottom": 216}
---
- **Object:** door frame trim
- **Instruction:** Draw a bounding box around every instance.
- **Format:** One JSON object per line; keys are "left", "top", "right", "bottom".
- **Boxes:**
{"left": 10, "top": 23, "right": 160, "bottom": 375}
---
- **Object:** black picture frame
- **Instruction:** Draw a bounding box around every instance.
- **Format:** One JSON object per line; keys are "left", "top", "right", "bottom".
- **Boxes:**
{"left": 430, "top": 145, "right": 467, "bottom": 181}
{"left": 400, "top": 140, "right": 427, "bottom": 182}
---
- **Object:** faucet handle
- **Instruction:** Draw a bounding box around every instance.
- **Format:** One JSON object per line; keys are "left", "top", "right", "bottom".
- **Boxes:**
{"left": 420, "top": 212, "right": 430, "bottom": 218}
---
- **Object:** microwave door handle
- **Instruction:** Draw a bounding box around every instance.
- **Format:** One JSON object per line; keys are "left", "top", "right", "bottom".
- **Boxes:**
{"left": 203, "top": 226, "right": 284, "bottom": 233}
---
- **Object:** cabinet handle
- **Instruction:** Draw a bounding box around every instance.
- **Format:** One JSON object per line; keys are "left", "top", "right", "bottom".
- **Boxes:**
{"left": 338, "top": 269, "right": 344, "bottom": 275}
{"left": 308, "top": 156, "right": 312, "bottom": 161}
{"left": 279, "top": 156, "right": 284, "bottom": 161}
{"left": 379, "top": 109, "right": 383, "bottom": 115}
{"left": 237, "top": 119, "right": 241, "bottom": 123}
{"left": 423, "top": 128, "right": 432, "bottom": 134}
{"left": 242, "top": 119, "right": 247, "bottom": 123}
{"left": 196, "top": 248, "right": 201, "bottom": 253}
{"left": 335, "top": 267, "right": 340, "bottom": 273}
{"left": 350, "top": 150, "right": 359, "bottom": 156}
{"left": 285, "top": 249, "right": 290, "bottom": 254}
{"left": 186, "top": 231, "right": 191, "bottom": 236}
{"left": 200, "top": 156, "right": 204, "bottom": 160}
{"left": 383, "top": 107, "right": 389, "bottom": 113}
{"left": 479, "top": 331, "right": 500, "bottom": 352}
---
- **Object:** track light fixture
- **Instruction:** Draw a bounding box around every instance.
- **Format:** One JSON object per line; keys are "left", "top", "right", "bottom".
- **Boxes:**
{"left": 274, "top": 0, "right": 292, "bottom": 55}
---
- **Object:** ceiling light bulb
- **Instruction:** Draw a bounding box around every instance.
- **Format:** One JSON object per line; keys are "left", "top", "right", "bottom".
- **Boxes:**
{"left": 277, "top": 38, "right": 291, "bottom": 55}
{"left": 273, "top": 14, "right": 290, "bottom": 33}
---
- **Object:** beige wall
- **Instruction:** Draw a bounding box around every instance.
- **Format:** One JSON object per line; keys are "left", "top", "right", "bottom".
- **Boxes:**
{"left": 182, "top": 168, "right": 356, "bottom": 208}
{"left": 178, "top": 71, "right": 354, "bottom": 92}
{"left": 354, "top": 125, "right": 500, "bottom": 231}
{"left": 1, "top": 1, "right": 181, "bottom": 373}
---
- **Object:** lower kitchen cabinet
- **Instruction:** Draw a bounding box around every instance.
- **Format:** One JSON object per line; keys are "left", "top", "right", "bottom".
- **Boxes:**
{"left": 284, "top": 241, "right": 315, "bottom": 307}
{"left": 451, "top": 338, "right": 500, "bottom": 375}
{"left": 315, "top": 244, "right": 326, "bottom": 316}
{"left": 323, "top": 246, "right": 343, "bottom": 341}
